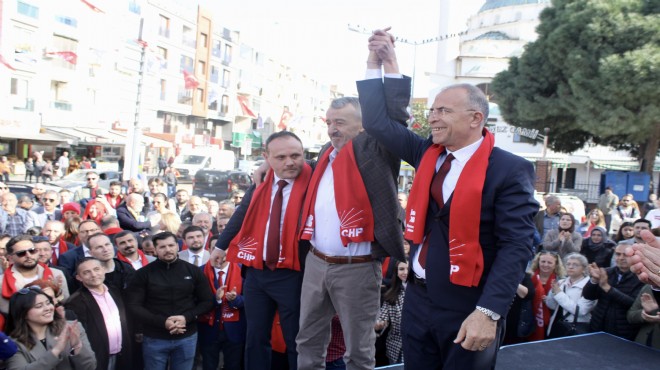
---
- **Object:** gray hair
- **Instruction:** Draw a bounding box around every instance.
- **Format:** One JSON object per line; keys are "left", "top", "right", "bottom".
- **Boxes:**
{"left": 563, "top": 253, "right": 588, "bottom": 272}
{"left": 442, "top": 84, "right": 489, "bottom": 126}
{"left": 329, "top": 97, "right": 361, "bottom": 121}
{"left": 544, "top": 195, "right": 561, "bottom": 206}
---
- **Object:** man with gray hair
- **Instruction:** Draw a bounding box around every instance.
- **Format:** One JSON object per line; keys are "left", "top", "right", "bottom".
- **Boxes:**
{"left": 1, "top": 193, "right": 35, "bottom": 237}
{"left": 36, "top": 189, "right": 62, "bottom": 225}
{"left": 192, "top": 212, "right": 213, "bottom": 249}
{"left": 361, "top": 30, "right": 537, "bottom": 368}
{"left": 535, "top": 195, "right": 563, "bottom": 239}
{"left": 116, "top": 193, "right": 155, "bottom": 233}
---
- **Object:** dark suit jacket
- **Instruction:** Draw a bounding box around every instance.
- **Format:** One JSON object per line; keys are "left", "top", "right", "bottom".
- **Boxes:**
{"left": 116, "top": 203, "right": 151, "bottom": 233}
{"left": 58, "top": 245, "right": 86, "bottom": 278}
{"left": 36, "top": 209, "right": 62, "bottom": 226}
{"left": 358, "top": 77, "right": 538, "bottom": 316}
{"left": 65, "top": 286, "right": 133, "bottom": 370}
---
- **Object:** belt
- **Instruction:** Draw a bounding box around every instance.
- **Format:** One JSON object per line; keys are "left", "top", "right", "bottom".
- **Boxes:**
{"left": 309, "top": 246, "right": 372, "bottom": 264}
{"left": 412, "top": 274, "right": 427, "bottom": 287}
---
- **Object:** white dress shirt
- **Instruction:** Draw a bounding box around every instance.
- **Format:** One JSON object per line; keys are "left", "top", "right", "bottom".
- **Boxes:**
{"left": 262, "top": 175, "right": 294, "bottom": 261}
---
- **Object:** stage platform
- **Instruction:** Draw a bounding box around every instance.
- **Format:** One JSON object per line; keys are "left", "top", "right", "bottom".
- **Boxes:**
{"left": 376, "top": 332, "right": 660, "bottom": 369}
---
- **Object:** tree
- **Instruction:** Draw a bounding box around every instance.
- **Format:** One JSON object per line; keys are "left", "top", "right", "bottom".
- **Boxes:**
{"left": 409, "top": 99, "right": 431, "bottom": 138}
{"left": 491, "top": 0, "right": 659, "bottom": 174}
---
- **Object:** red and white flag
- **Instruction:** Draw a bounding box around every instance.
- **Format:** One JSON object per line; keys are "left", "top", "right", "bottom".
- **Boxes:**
{"left": 0, "top": 54, "right": 16, "bottom": 71}
{"left": 278, "top": 108, "right": 292, "bottom": 131}
{"left": 183, "top": 70, "right": 199, "bottom": 89}
{"left": 47, "top": 51, "right": 78, "bottom": 65}
{"left": 80, "top": 0, "right": 104, "bottom": 13}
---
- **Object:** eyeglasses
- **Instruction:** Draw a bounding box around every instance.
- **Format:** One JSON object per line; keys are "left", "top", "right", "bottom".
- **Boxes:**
{"left": 31, "top": 236, "right": 49, "bottom": 243}
{"left": 427, "top": 107, "right": 477, "bottom": 118}
{"left": 13, "top": 248, "right": 38, "bottom": 258}
{"left": 0, "top": 186, "right": 7, "bottom": 190}
{"left": 18, "top": 286, "right": 43, "bottom": 295}
{"left": 87, "top": 178, "right": 98, "bottom": 181}
{"left": 43, "top": 198, "right": 57, "bottom": 203}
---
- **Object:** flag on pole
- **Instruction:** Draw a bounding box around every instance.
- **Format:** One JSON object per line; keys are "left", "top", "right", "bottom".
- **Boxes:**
{"left": 0, "top": 54, "right": 16, "bottom": 71}
{"left": 46, "top": 51, "right": 78, "bottom": 65}
{"left": 278, "top": 108, "right": 292, "bottom": 131}
{"left": 183, "top": 70, "right": 199, "bottom": 89}
{"left": 80, "top": 0, "right": 104, "bottom": 13}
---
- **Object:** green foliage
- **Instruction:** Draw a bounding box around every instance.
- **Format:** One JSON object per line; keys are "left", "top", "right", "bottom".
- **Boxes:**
{"left": 409, "top": 101, "right": 431, "bottom": 139}
{"left": 492, "top": 0, "right": 660, "bottom": 172}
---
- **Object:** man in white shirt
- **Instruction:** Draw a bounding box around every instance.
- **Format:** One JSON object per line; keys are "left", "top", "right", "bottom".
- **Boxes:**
{"left": 115, "top": 231, "right": 155, "bottom": 270}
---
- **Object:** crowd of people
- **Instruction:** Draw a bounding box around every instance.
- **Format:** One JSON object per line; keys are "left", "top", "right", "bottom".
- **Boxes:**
{"left": 0, "top": 29, "right": 658, "bottom": 370}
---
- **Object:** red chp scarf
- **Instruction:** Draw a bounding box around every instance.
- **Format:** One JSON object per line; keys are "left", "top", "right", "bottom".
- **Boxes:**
{"left": 52, "top": 237, "right": 70, "bottom": 265}
{"left": 2, "top": 263, "right": 54, "bottom": 299}
{"left": 202, "top": 261, "right": 243, "bottom": 324}
{"left": 405, "top": 128, "right": 494, "bottom": 287}
{"left": 117, "top": 250, "right": 149, "bottom": 267}
{"left": 528, "top": 271, "right": 556, "bottom": 341}
{"left": 300, "top": 141, "right": 374, "bottom": 246}
{"left": 226, "top": 164, "right": 312, "bottom": 271}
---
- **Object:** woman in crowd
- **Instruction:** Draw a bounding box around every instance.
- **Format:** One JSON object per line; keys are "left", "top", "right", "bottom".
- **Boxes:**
{"left": 81, "top": 200, "right": 110, "bottom": 225}
{"left": 60, "top": 203, "right": 81, "bottom": 222}
{"left": 23, "top": 280, "right": 72, "bottom": 321}
{"left": 67, "top": 157, "right": 78, "bottom": 175}
{"left": 614, "top": 221, "right": 635, "bottom": 242}
{"left": 157, "top": 211, "right": 181, "bottom": 235}
{"left": 147, "top": 178, "right": 175, "bottom": 211}
{"left": 40, "top": 160, "right": 54, "bottom": 184}
{"left": 5, "top": 286, "right": 96, "bottom": 369}
{"left": 528, "top": 251, "right": 566, "bottom": 341}
{"left": 503, "top": 272, "right": 536, "bottom": 345}
{"left": 63, "top": 216, "right": 82, "bottom": 246}
{"left": 542, "top": 213, "right": 582, "bottom": 258}
{"left": 545, "top": 253, "right": 595, "bottom": 338}
{"left": 147, "top": 193, "right": 172, "bottom": 233}
{"left": 577, "top": 209, "right": 606, "bottom": 237}
{"left": 580, "top": 226, "right": 616, "bottom": 268}
{"left": 374, "top": 259, "right": 408, "bottom": 365}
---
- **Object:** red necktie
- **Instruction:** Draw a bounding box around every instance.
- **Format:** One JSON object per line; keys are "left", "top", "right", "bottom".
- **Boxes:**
{"left": 51, "top": 247, "right": 58, "bottom": 266}
{"left": 217, "top": 270, "right": 225, "bottom": 329}
{"left": 266, "top": 180, "right": 287, "bottom": 270}
{"left": 420, "top": 153, "right": 455, "bottom": 269}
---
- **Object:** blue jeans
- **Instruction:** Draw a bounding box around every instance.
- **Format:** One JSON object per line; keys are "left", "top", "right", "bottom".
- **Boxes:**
{"left": 326, "top": 358, "right": 346, "bottom": 370}
{"left": 142, "top": 333, "right": 198, "bottom": 370}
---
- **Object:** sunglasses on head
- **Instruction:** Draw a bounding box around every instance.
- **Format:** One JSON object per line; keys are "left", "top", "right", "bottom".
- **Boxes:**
{"left": 18, "top": 286, "right": 43, "bottom": 295}
{"left": 13, "top": 248, "right": 38, "bottom": 258}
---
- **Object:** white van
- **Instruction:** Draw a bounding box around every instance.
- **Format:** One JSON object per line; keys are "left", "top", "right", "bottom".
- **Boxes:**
{"left": 172, "top": 148, "right": 235, "bottom": 180}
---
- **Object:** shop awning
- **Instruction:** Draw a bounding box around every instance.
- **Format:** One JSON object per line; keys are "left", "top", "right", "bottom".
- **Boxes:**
{"left": 591, "top": 159, "right": 641, "bottom": 171}
{"left": 1, "top": 130, "right": 74, "bottom": 144}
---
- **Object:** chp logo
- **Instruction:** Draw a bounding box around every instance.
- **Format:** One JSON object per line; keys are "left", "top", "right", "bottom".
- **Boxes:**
{"left": 235, "top": 237, "right": 258, "bottom": 261}
{"left": 448, "top": 238, "right": 465, "bottom": 275}
{"left": 339, "top": 208, "right": 365, "bottom": 238}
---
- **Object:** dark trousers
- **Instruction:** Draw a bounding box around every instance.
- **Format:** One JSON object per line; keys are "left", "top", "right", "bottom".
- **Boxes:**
{"left": 244, "top": 267, "right": 302, "bottom": 370}
{"left": 401, "top": 282, "right": 503, "bottom": 370}
{"left": 198, "top": 325, "right": 244, "bottom": 370}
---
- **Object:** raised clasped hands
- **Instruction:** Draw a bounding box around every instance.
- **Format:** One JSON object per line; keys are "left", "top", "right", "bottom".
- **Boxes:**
{"left": 165, "top": 315, "right": 187, "bottom": 335}
{"left": 367, "top": 27, "right": 398, "bottom": 73}
{"left": 453, "top": 309, "right": 497, "bottom": 352}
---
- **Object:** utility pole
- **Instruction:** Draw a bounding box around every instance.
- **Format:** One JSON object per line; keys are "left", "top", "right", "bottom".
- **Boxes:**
{"left": 125, "top": 18, "right": 147, "bottom": 180}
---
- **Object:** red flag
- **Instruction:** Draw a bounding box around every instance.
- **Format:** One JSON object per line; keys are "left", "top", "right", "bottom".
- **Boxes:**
{"left": 412, "top": 121, "right": 422, "bottom": 130}
{"left": 278, "top": 108, "right": 292, "bottom": 131}
{"left": 80, "top": 0, "right": 104, "bottom": 13}
{"left": 47, "top": 51, "right": 78, "bottom": 65}
{"left": 136, "top": 39, "right": 148, "bottom": 48}
{"left": 183, "top": 70, "right": 199, "bottom": 89}
{"left": 0, "top": 55, "right": 16, "bottom": 71}
{"left": 237, "top": 96, "right": 256, "bottom": 118}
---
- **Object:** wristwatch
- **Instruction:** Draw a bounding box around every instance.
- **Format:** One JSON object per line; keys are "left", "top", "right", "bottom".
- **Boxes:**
{"left": 476, "top": 306, "right": 501, "bottom": 321}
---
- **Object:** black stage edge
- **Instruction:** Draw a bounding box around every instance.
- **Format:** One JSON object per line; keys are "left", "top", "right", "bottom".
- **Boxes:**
{"left": 376, "top": 332, "right": 660, "bottom": 370}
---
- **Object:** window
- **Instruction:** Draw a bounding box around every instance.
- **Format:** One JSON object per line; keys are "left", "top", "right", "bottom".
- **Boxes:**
{"left": 221, "top": 95, "right": 229, "bottom": 114}
{"left": 178, "top": 86, "right": 192, "bottom": 105}
{"left": 128, "top": 0, "right": 141, "bottom": 14}
{"left": 182, "top": 26, "right": 195, "bottom": 48}
{"left": 55, "top": 15, "right": 77, "bottom": 27}
{"left": 160, "top": 79, "right": 167, "bottom": 100}
{"left": 564, "top": 168, "right": 576, "bottom": 189}
{"left": 50, "top": 81, "right": 72, "bottom": 110}
{"left": 222, "top": 69, "right": 231, "bottom": 88}
{"left": 197, "top": 88, "right": 204, "bottom": 103}
{"left": 51, "top": 35, "right": 78, "bottom": 70}
{"left": 14, "top": 26, "right": 35, "bottom": 64}
{"left": 208, "top": 89, "right": 218, "bottom": 110}
{"left": 10, "top": 78, "right": 32, "bottom": 111}
{"left": 223, "top": 44, "right": 232, "bottom": 64}
{"left": 180, "top": 55, "right": 193, "bottom": 73}
{"left": 199, "top": 33, "right": 208, "bottom": 48}
{"left": 197, "top": 60, "right": 206, "bottom": 75}
{"left": 162, "top": 113, "right": 172, "bottom": 133}
{"left": 159, "top": 15, "right": 170, "bottom": 38}
{"left": 212, "top": 40, "right": 221, "bottom": 58}
{"left": 210, "top": 65, "right": 219, "bottom": 83}
{"left": 17, "top": 1, "right": 39, "bottom": 19}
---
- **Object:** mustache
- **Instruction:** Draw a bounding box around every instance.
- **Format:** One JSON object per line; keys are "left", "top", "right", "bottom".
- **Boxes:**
{"left": 330, "top": 131, "right": 342, "bottom": 138}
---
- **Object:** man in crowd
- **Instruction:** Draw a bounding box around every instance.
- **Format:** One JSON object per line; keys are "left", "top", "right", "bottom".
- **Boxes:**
{"left": 35, "top": 190, "right": 62, "bottom": 225}
{"left": 621, "top": 219, "right": 652, "bottom": 245}
{"left": 59, "top": 188, "right": 73, "bottom": 205}
{"left": 101, "top": 215, "right": 124, "bottom": 243}
{"left": 105, "top": 181, "right": 124, "bottom": 209}
{"left": 291, "top": 87, "right": 407, "bottom": 367}
{"left": 41, "top": 220, "right": 74, "bottom": 266}
{"left": 58, "top": 219, "right": 103, "bottom": 276}
{"left": 214, "top": 217, "right": 230, "bottom": 235}
{"left": 126, "top": 231, "right": 213, "bottom": 370}
{"left": 115, "top": 230, "right": 155, "bottom": 270}
{"left": 583, "top": 243, "right": 644, "bottom": 339}
{"left": 117, "top": 193, "right": 154, "bottom": 233}
{"left": 212, "top": 201, "right": 235, "bottom": 234}
{"left": 198, "top": 247, "right": 246, "bottom": 370}
{"left": 535, "top": 195, "right": 562, "bottom": 239}
{"left": 57, "top": 151, "right": 69, "bottom": 176}
{"left": 218, "top": 131, "right": 312, "bottom": 369}
{"left": 174, "top": 189, "right": 190, "bottom": 217}
{"left": 1, "top": 193, "right": 35, "bottom": 237}
{"left": 645, "top": 201, "right": 660, "bottom": 229}
{"left": 229, "top": 190, "right": 245, "bottom": 207}
{"left": 598, "top": 186, "right": 619, "bottom": 232}
{"left": 128, "top": 178, "right": 151, "bottom": 214}
{"left": 180, "top": 196, "right": 203, "bottom": 222}
{"left": 88, "top": 233, "right": 135, "bottom": 290}
{"left": 192, "top": 212, "right": 214, "bottom": 249}
{"left": 17, "top": 195, "right": 40, "bottom": 227}
{"left": 74, "top": 171, "right": 106, "bottom": 207}
{"left": 66, "top": 257, "right": 132, "bottom": 369}
{"left": 0, "top": 234, "right": 70, "bottom": 313}
{"left": 180, "top": 226, "right": 210, "bottom": 267}
{"left": 32, "top": 235, "right": 73, "bottom": 291}
{"left": 359, "top": 31, "right": 537, "bottom": 368}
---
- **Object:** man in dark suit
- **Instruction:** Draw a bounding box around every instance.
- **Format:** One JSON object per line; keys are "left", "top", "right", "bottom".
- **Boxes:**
{"left": 66, "top": 257, "right": 133, "bottom": 370}
{"left": 35, "top": 190, "right": 62, "bottom": 226}
{"left": 294, "top": 94, "right": 407, "bottom": 366}
{"left": 58, "top": 219, "right": 103, "bottom": 277}
{"left": 42, "top": 220, "right": 75, "bottom": 266}
{"left": 362, "top": 30, "right": 537, "bottom": 368}
{"left": 116, "top": 193, "right": 154, "bottom": 233}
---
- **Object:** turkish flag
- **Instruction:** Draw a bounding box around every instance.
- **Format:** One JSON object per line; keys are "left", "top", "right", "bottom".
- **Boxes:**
{"left": 183, "top": 70, "right": 199, "bottom": 89}
{"left": 0, "top": 54, "right": 16, "bottom": 71}
{"left": 412, "top": 122, "right": 422, "bottom": 130}
{"left": 278, "top": 109, "right": 292, "bottom": 131}
{"left": 47, "top": 51, "right": 78, "bottom": 65}
{"left": 80, "top": 0, "right": 104, "bottom": 13}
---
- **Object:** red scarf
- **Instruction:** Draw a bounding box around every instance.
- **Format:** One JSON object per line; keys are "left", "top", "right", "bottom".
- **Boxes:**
{"left": 51, "top": 238, "right": 70, "bottom": 266}
{"left": 1, "top": 263, "right": 54, "bottom": 299}
{"left": 528, "top": 271, "right": 556, "bottom": 341}
{"left": 404, "top": 129, "right": 494, "bottom": 287}
{"left": 226, "top": 164, "right": 312, "bottom": 271}
{"left": 105, "top": 194, "right": 123, "bottom": 209}
{"left": 82, "top": 200, "right": 108, "bottom": 225}
{"left": 202, "top": 262, "right": 242, "bottom": 325}
{"left": 117, "top": 250, "right": 149, "bottom": 267}
{"left": 300, "top": 141, "right": 374, "bottom": 246}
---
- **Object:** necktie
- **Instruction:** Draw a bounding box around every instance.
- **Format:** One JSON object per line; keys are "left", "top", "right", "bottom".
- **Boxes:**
{"left": 193, "top": 254, "right": 200, "bottom": 267}
{"left": 266, "top": 180, "right": 287, "bottom": 270}
{"left": 420, "top": 153, "right": 455, "bottom": 269}
{"left": 51, "top": 247, "right": 58, "bottom": 266}
{"left": 217, "top": 270, "right": 225, "bottom": 289}
{"left": 47, "top": 214, "right": 53, "bottom": 221}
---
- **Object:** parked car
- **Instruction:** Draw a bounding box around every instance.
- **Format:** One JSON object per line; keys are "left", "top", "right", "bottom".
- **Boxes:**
{"left": 192, "top": 170, "right": 252, "bottom": 201}
{"left": 5, "top": 183, "right": 59, "bottom": 200}
{"left": 47, "top": 169, "right": 121, "bottom": 193}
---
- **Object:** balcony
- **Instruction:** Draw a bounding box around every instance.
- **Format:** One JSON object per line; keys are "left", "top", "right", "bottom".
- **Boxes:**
{"left": 13, "top": 98, "right": 35, "bottom": 112}
{"left": 51, "top": 101, "right": 72, "bottom": 111}
{"left": 158, "top": 28, "right": 170, "bottom": 38}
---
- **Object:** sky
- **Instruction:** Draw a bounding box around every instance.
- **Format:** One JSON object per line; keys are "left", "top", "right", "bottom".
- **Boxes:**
{"left": 202, "top": 0, "right": 452, "bottom": 96}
